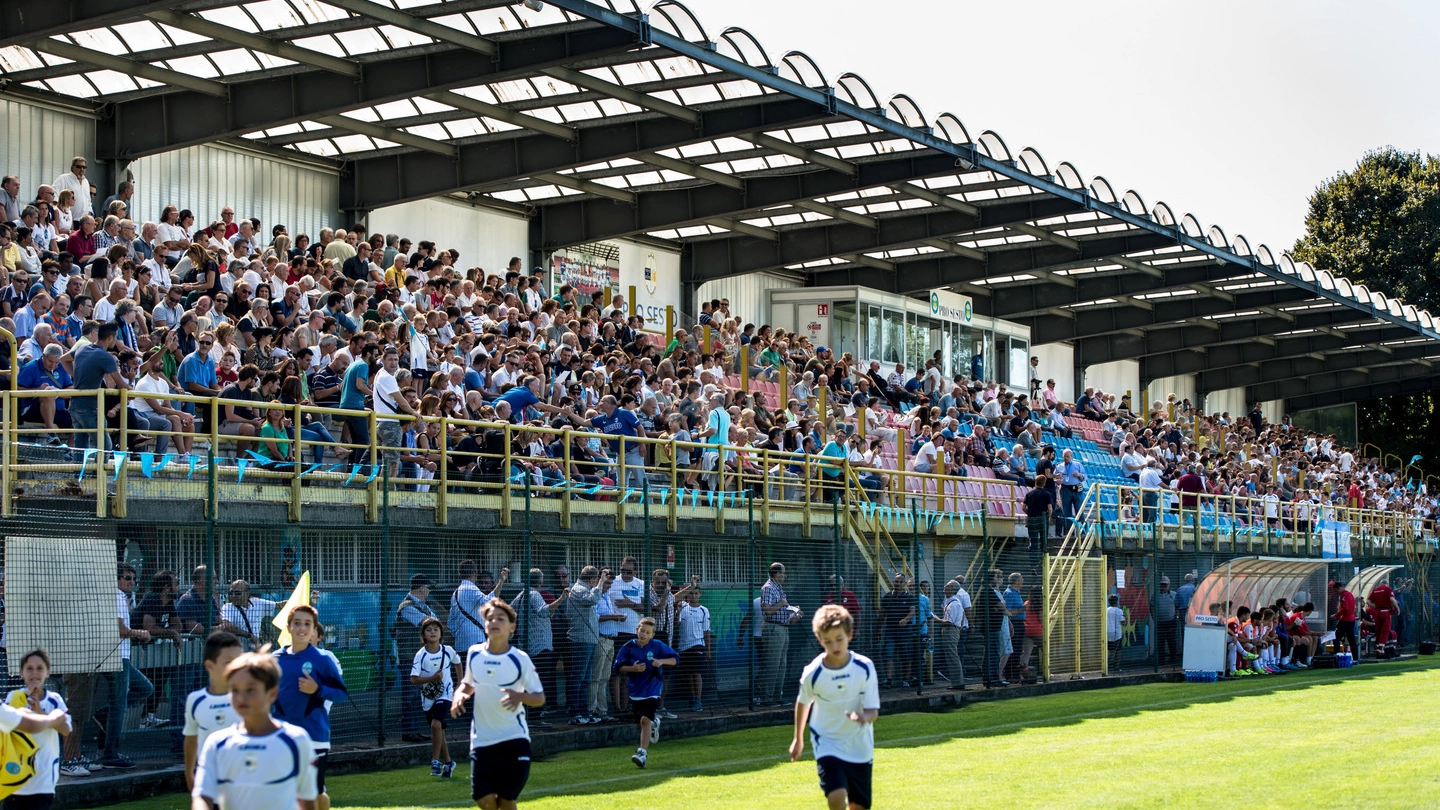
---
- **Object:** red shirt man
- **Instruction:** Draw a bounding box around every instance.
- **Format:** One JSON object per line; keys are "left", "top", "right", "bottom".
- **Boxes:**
{"left": 1176, "top": 469, "right": 1205, "bottom": 509}
{"left": 1369, "top": 581, "right": 1395, "bottom": 612}
{"left": 1334, "top": 588, "right": 1357, "bottom": 622}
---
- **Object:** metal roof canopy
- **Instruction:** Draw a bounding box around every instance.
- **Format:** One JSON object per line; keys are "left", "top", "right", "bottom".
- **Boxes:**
{"left": 5, "top": 0, "right": 1440, "bottom": 407}
{"left": 1185, "top": 556, "right": 1332, "bottom": 626}
{"left": 1344, "top": 565, "right": 1403, "bottom": 604}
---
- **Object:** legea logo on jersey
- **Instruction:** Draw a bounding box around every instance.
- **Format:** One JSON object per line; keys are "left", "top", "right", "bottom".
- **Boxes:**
{"left": 243, "top": 755, "right": 258, "bottom": 771}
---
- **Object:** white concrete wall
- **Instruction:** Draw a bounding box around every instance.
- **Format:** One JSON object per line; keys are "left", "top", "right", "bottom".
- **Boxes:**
{"left": 1031, "top": 343, "right": 1074, "bottom": 402}
{"left": 695, "top": 273, "right": 800, "bottom": 329}
{"left": 614, "top": 239, "right": 681, "bottom": 330}
{"left": 1146, "top": 374, "right": 1198, "bottom": 410}
{"left": 1, "top": 98, "right": 95, "bottom": 210}
{"left": 367, "top": 197, "right": 528, "bottom": 278}
{"left": 1083, "top": 359, "right": 1139, "bottom": 400}
{"left": 129, "top": 142, "right": 339, "bottom": 238}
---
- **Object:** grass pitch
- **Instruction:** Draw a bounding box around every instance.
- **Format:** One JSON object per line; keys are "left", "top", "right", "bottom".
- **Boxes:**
{"left": 110, "top": 658, "right": 1440, "bottom": 809}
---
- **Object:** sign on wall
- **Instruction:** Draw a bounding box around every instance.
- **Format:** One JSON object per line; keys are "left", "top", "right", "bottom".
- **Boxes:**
{"left": 552, "top": 248, "right": 620, "bottom": 298}
{"left": 929, "top": 289, "right": 973, "bottom": 324}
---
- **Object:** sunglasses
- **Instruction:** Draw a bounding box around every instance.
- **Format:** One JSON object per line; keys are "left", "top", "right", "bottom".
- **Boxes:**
{"left": 119, "top": 575, "right": 135, "bottom": 581}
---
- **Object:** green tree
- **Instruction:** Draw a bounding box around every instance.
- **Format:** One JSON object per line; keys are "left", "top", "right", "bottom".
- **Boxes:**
{"left": 1293, "top": 147, "right": 1440, "bottom": 308}
{"left": 1292, "top": 147, "right": 1440, "bottom": 464}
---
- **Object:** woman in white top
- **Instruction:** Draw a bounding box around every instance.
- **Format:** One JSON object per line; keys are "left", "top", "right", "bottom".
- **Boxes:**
{"left": 55, "top": 189, "right": 75, "bottom": 235}
{"left": 157, "top": 205, "right": 190, "bottom": 263}
{"left": 134, "top": 348, "right": 195, "bottom": 456}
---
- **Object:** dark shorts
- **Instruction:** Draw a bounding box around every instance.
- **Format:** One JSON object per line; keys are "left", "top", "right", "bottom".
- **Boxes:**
{"left": 426, "top": 700, "right": 452, "bottom": 728}
{"left": 470, "top": 738, "right": 532, "bottom": 802}
{"left": 4, "top": 795, "right": 55, "bottom": 810}
{"left": 680, "top": 646, "right": 707, "bottom": 672}
{"left": 816, "top": 756, "right": 872, "bottom": 809}
{"left": 314, "top": 751, "right": 328, "bottom": 794}
{"left": 630, "top": 697, "right": 658, "bottom": 723}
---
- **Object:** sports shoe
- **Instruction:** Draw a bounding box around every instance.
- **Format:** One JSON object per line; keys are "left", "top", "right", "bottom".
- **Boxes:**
{"left": 690, "top": 700, "right": 703, "bottom": 712}
{"left": 100, "top": 756, "right": 137, "bottom": 770}
{"left": 650, "top": 716, "right": 661, "bottom": 745}
{"left": 82, "top": 757, "right": 103, "bottom": 772}
{"left": 141, "top": 713, "right": 170, "bottom": 729}
{"left": 441, "top": 760, "right": 455, "bottom": 779}
{"left": 570, "top": 715, "right": 590, "bottom": 725}
{"left": 1293, "top": 661, "right": 1308, "bottom": 669}
{"left": 899, "top": 680, "right": 911, "bottom": 688}
{"left": 431, "top": 759, "right": 443, "bottom": 777}
{"left": 60, "top": 759, "right": 91, "bottom": 778}
{"left": 632, "top": 749, "right": 647, "bottom": 769}
{"left": 1242, "top": 651, "right": 1259, "bottom": 660}
{"left": 657, "top": 709, "right": 677, "bottom": 720}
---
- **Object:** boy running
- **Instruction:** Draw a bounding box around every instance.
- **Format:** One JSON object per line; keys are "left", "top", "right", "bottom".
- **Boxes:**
{"left": 450, "top": 599, "right": 544, "bottom": 810}
{"left": 274, "top": 605, "right": 348, "bottom": 810}
{"left": 789, "top": 604, "right": 880, "bottom": 810}
{"left": 613, "top": 616, "right": 678, "bottom": 768}
{"left": 410, "top": 617, "right": 461, "bottom": 778}
{"left": 182, "top": 632, "right": 244, "bottom": 791}
{"left": 192, "top": 652, "right": 318, "bottom": 810}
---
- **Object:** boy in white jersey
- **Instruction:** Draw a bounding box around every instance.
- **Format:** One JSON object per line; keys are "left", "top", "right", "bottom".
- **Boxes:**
{"left": 192, "top": 652, "right": 318, "bottom": 810}
{"left": 450, "top": 599, "right": 544, "bottom": 810}
{"left": 6, "top": 648, "right": 72, "bottom": 810}
{"left": 410, "top": 617, "right": 460, "bottom": 778}
{"left": 789, "top": 604, "right": 880, "bottom": 810}
{"left": 183, "top": 632, "right": 244, "bottom": 791}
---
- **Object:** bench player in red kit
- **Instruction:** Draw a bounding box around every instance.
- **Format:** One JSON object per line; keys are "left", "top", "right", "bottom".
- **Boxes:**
{"left": 1367, "top": 580, "right": 1397, "bottom": 658}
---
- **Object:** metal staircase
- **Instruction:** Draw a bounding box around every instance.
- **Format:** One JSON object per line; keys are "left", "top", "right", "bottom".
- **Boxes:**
{"left": 841, "top": 468, "right": 913, "bottom": 593}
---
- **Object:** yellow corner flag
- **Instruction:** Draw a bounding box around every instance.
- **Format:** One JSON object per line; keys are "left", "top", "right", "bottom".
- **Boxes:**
{"left": 273, "top": 570, "right": 312, "bottom": 647}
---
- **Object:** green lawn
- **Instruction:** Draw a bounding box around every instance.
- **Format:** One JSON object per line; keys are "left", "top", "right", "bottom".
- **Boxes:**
{"left": 111, "top": 659, "right": 1440, "bottom": 809}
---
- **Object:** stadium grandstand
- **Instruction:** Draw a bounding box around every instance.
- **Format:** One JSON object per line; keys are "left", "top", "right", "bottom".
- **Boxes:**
{"left": 0, "top": 0, "right": 1435, "bottom": 793}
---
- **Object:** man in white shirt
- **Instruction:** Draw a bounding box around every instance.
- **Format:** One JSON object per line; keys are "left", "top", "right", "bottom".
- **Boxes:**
{"left": 218, "top": 579, "right": 277, "bottom": 650}
{"left": 53, "top": 157, "right": 93, "bottom": 220}
{"left": 940, "top": 578, "right": 970, "bottom": 689}
{"left": 101, "top": 563, "right": 153, "bottom": 769}
{"left": 913, "top": 436, "right": 941, "bottom": 474}
{"left": 448, "top": 561, "right": 507, "bottom": 653}
{"left": 373, "top": 345, "right": 418, "bottom": 478}
{"left": 675, "top": 585, "right": 711, "bottom": 712}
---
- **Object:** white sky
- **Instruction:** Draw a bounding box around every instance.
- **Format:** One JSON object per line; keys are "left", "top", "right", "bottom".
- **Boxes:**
{"left": 675, "top": 0, "right": 1440, "bottom": 251}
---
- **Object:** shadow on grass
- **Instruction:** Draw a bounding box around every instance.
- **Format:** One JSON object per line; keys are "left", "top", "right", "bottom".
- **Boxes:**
{"left": 511, "top": 659, "right": 1436, "bottom": 802}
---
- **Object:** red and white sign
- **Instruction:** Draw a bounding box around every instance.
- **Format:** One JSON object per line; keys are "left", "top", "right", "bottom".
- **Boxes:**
{"left": 816, "top": 303, "right": 829, "bottom": 316}
{"left": 666, "top": 545, "right": 675, "bottom": 568}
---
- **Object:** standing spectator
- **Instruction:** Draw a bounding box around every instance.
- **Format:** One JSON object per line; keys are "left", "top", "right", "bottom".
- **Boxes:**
{"left": 760, "top": 562, "right": 800, "bottom": 705}
{"left": 590, "top": 571, "right": 625, "bottom": 723}
{"left": 53, "top": 157, "right": 92, "bottom": 220}
{"left": 98, "top": 562, "right": 152, "bottom": 769}
{"left": 564, "top": 566, "right": 607, "bottom": 725}
{"left": 916, "top": 580, "right": 935, "bottom": 685}
{"left": 1056, "top": 448, "right": 1086, "bottom": 535}
{"left": 393, "top": 574, "right": 438, "bottom": 743}
{"left": 70, "top": 322, "right": 123, "bottom": 449}
{"left": 1174, "top": 572, "right": 1196, "bottom": 621}
{"left": 879, "top": 573, "right": 916, "bottom": 689}
{"left": 448, "top": 561, "right": 506, "bottom": 656}
{"left": 136, "top": 570, "right": 182, "bottom": 735}
{"left": 217, "top": 579, "right": 276, "bottom": 650}
{"left": 675, "top": 582, "right": 711, "bottom": 712}
{"left": 515, "top": 568, "right": 567, "bottom": 725}
{"left": 940, "top": 580, "right": 968, "bottom": 689}
{"left": 1106, "top": 595, "right": 1125, "bottom": 671}
{"left": 1023, "top": 474, "right": 1054, "bottom": 551}
{"left": 1002, "top": 573, "right": 1025, "bottom": 682}
{"left": 175, "top": 565, "right": 221, "bottom": 633}
{"left": 1155, "top": 576, "right": 1178, "bottom": 666}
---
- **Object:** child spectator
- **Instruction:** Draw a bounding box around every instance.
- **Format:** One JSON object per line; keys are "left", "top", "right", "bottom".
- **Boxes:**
{"left": 410, "top": 617, "right": 460, "bottom": 778}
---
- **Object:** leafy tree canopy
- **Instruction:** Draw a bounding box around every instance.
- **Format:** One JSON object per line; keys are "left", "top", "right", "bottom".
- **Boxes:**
{"left": 1292, "top": 147, "right": 1440, "bottom": 309}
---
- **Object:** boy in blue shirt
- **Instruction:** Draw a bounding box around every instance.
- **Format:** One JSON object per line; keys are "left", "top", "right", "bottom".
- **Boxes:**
{"left": 273, "top": 605, "right": 348, "bottom": 810}
{"left": 613, "top": 616, "right": 677, "bottom": 769}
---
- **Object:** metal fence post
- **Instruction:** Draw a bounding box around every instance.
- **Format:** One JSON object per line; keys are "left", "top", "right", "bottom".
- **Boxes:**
{"left": 912, "top": 504, "right": 921, "bottom": 695}
{"left": 377, "top": 468, "right": 390, "bottom": 747}
{"left": 747, "top": 496, "right": 756, "bottom": 710}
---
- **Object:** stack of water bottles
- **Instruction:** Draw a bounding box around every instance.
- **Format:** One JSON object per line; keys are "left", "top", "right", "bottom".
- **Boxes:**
{"left": 1336, "top": 652, "right": 1353, "bottom": 668}
{"left": 1184, "top": 670, "right": 1219, "bottom": 683}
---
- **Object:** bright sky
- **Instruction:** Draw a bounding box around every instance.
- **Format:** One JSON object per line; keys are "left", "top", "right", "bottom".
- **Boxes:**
{"left": 675, "top": 0, "right": 1440, "bottom": 252}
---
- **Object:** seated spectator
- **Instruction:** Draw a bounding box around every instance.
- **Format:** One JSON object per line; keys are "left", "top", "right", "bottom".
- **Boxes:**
{"left": 18, "top": 342, "right": 72, "bottom": 440}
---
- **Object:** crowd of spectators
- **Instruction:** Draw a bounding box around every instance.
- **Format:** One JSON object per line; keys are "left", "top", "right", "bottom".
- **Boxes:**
{"left": 3, "top": 160, "right": 1436, "bottom": 537}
